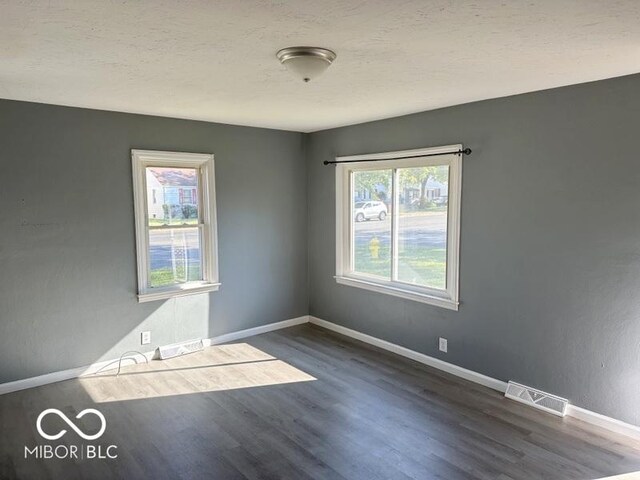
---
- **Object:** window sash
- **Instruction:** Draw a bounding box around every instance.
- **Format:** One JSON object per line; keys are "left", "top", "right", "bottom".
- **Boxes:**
{"left": 145, "top": 224, "right": 206, "bottom": 288}
{"left": 335, "top": 145, "right": 461, "bottom": 310}
{"left": 143, "top": 164, "right": 206, "bottom": 285}
{"left": 148, "top": 224, "right": 205, "bottom": 230}
{"left": 348, "top": 166, "right": 449, "bottom": 290}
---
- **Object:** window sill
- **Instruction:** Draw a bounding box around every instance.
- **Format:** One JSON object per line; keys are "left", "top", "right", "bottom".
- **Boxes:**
{"left": 334, "top": 275, "right": 459, "bottom": 311}
{"left": 138, "top": 282, "right": 221, "bottom": 303}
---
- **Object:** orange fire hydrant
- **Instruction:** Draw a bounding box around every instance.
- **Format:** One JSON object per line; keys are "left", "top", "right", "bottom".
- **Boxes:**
{"left": 369, "top": 237, "right": 380, "bottom": 259}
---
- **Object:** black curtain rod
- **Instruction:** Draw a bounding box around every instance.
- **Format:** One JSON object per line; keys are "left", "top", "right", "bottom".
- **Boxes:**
{"left": 323, "top": 148, "right": 472, "bottom": 165}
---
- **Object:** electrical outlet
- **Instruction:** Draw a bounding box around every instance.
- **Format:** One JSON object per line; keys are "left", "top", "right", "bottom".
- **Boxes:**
{"left": 439, "top": 337, "right": 448, "bottom": 353}
{"left": 141, "top": 331, "right": 151, "bottom": 345}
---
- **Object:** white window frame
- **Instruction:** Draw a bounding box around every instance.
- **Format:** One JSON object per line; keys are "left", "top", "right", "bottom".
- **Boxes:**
{"left": 335, "top": 144, "right": 462, "bottom": 311}
{"left": 132, "top": 149, "right": 220, "bottom": 303}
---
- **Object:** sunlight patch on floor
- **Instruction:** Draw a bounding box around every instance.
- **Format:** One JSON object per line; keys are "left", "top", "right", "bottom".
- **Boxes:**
{"left": 595, "top": 473, "right": 640, "bottom": 479}
{"left": 79, "top": 343, "right": 316, "bottom": 402}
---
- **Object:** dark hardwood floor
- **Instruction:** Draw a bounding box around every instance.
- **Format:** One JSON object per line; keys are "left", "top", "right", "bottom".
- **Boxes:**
{"left": 1, "top": 324, "right": 639, "bottom": 479}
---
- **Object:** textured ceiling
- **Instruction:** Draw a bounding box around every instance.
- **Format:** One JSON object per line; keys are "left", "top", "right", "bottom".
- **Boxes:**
{"left": 1, "top": 1, "right": 639, "bottom": 132}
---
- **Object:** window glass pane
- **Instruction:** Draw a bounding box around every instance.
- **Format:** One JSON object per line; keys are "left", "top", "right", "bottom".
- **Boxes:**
{"left": 149, "top": 228, "right": 202, "bottom": 287}
{"left": 397, "top": 165, "right": 449, "bottom": 289}
{"left": 145, "top": 167, "right": 199, "bottom": 226}
{"left": 352, "top": 169, "right": 392, "bottom": 279}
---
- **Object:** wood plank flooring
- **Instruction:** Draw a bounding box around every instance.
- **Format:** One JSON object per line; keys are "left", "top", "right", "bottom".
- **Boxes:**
{"left": 1, "top": 324, "right": 640, "bottom": 479}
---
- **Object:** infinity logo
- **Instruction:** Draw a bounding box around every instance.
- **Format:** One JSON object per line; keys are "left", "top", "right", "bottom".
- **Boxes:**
{"left": 36, "top": 409, "right": 106, "bottom": 441}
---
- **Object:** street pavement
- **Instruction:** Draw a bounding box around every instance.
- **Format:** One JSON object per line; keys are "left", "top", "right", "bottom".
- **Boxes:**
{"left": 146, "top": 212, "right": 447, "bottom": 271}
{"left": 355, "top": 211, "right": 447, "bottom": 248}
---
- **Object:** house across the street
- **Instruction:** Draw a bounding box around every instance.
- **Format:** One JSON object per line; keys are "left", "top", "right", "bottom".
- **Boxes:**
{"left": 145, "top": 167, "right": 198, "bottom": 221}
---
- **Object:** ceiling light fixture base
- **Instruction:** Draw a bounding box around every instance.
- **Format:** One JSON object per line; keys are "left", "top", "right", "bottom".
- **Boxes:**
{"left": 276, "top": 46, "right": 337, "bottom": 83}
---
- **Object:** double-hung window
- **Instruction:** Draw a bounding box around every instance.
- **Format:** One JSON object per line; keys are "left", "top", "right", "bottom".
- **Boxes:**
{"left": 335, "top": 145, "right": 462, "bottom": 310}
{"left": 132, "top": 150, "right": 220, "bottom": 302}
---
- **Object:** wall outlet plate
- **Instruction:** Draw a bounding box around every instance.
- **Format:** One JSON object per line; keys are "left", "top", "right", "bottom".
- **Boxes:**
{"left": 439, "top": 337, "right": 448, "bottom": 353}
{"left": 141, "top": 331, "right": 151, "bottom": 345}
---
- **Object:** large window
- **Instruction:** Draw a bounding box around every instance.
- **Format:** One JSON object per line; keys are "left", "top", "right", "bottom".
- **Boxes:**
{"left": 335, "top": 145, "right": 462, "bottom": 310}
{"left": 132, "top": 150, "right": 220, "bottom": 302}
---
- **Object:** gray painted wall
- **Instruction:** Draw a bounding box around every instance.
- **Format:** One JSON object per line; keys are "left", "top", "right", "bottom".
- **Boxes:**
{"left": 307, "top": 74, "right": 640, "bottom": 426}
{"left": 0, "top": 100, "right": 308, "bottom": 384}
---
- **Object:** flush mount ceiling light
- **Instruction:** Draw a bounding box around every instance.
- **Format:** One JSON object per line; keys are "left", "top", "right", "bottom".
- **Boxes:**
{"left": 276, "top": 47, "right": 336, "bottom": 83}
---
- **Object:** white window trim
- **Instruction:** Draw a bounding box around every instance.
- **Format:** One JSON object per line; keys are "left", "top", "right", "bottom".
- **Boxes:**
{"left": 335, "top": 144, "right": 462, "bottom": 311}
{"left": 131, "top": 149, "right": 220, "bottom": 303}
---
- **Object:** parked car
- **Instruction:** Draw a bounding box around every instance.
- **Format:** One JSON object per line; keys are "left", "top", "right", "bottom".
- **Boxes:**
{"left": 354, "top": 201, "right": 388, "bottom": 222}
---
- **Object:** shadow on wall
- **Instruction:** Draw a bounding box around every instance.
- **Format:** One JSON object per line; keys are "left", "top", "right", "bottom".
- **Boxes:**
{"left": 86, "top": 294, "right": 214, "bottom": 375}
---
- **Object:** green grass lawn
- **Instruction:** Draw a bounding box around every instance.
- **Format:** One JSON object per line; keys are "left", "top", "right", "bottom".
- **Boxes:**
{"left": 150, "top": 265, "right": 202, "bottom": 287}
{"left": 354, "top": 244, "right": 446, "bottom": 289}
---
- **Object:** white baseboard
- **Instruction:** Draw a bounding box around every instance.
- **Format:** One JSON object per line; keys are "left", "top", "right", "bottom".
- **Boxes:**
{"left": 204, "top": 315, "right": 309, "bottom": 346}
{"left": 3, "top": 313, "right": 638, "bottom": 441}
{"left": 0, "top": 315, "right": 309, "bottom": 396}
{"left": 566, "top": 405, "right": 640, "bottom": 441}
{"left": 0, "top": 366, "right": 87, "bottom": 397}
{"left": 309, "top": 316, "right": 507, "bottom": 392}
{"left": 308, "top": 316, "right": 640, "bottom": 441}
{"left": 0, "top": 351, "right": 156, "bottom": 396}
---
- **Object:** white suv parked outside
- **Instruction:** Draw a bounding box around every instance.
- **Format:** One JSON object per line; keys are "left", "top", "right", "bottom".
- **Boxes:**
{"left": 354, "top": 201, "right": 388, "bottom": 222}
